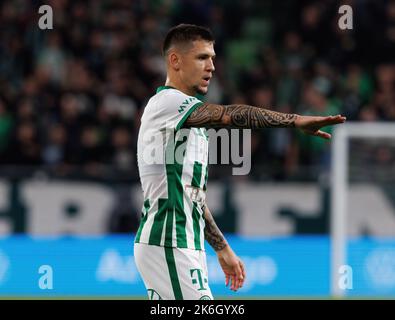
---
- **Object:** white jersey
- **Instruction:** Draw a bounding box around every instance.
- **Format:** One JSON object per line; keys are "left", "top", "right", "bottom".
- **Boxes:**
{"left": 135, "top": 86, "right": 209, "bottom": 251}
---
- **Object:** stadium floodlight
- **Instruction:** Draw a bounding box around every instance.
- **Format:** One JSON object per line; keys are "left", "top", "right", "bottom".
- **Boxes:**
{"left": 331, "top": 122, "right": 395, "bottom": 297}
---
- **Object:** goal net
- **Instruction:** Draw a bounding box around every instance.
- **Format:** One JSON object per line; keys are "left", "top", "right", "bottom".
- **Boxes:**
{"left": 331, "top": 122, "right": 395, "bottom": 297}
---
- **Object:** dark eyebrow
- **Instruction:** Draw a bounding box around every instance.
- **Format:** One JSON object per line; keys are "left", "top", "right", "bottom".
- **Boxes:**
{"left": 196, "top": 53, "right": 216, "bottom": 59}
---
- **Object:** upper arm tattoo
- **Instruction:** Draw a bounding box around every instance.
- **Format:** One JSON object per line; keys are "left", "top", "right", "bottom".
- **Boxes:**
{"left": 184, "top": 103, "right": 297, "bottom": 129}
{"left": 203, "top": 206, "right": 227, "bottom": 252}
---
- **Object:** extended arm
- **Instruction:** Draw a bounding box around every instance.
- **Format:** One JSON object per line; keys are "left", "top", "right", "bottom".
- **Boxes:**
{"left": 204, "top": 205, "right": 245, "bottom": 291}
{"left": 184, "top": 103, "right": 346, "bottom": 139}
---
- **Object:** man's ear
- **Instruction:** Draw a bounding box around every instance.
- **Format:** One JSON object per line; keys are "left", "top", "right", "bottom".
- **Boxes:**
{"left": 169, "top": 52, "right": 181, "bottom": 71}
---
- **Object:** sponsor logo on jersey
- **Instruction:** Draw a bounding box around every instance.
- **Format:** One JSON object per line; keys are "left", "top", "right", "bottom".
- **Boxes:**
{"left": 178, "top": 98, "right": 197, "bottom": 113}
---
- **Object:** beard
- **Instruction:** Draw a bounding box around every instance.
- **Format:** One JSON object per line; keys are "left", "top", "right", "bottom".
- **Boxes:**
{"left": 193, "top": 85, "right": 208, "bottom": 96}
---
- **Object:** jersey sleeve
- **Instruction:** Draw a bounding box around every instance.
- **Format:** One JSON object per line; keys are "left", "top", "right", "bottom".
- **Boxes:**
{"left": 157, "top": 90, "right": 203, "bottom": 131}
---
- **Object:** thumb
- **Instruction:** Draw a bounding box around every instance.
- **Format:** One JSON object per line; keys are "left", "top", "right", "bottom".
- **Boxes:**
{"left": 315, "top": 130, "right": 331, "bottom": 139}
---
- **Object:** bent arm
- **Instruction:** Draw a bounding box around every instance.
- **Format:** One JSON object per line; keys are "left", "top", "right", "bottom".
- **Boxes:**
{"left": 203, "top": 205, "right": 228, "bottom": 251}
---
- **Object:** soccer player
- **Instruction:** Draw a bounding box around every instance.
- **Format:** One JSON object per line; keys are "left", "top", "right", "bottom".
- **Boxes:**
{"left": 134, "top": 24, "right": 346, "bottom": 300}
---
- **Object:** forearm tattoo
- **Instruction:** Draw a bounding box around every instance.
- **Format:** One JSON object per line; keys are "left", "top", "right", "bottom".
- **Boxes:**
{"left": 184, "top": 103, "right": 297, "bottom": 129}
{"left": 203, "top": 206, "right": 227, "bottom": 251}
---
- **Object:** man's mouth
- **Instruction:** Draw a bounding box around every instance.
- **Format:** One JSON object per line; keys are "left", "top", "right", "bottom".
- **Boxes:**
{"left": 202, "top": 76, "right": 211, "bottom": 85}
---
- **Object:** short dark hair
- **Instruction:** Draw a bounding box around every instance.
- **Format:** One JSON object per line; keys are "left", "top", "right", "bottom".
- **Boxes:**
{"left": 162, "top": 24, "right": 214, "bottom": 55}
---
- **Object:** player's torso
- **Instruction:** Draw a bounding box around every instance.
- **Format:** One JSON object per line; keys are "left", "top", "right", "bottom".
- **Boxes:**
{"left": 136, "top": 92, "right": 209, "bottom": 250}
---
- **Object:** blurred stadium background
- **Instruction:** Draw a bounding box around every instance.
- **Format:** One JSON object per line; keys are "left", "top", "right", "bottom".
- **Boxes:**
{"left": 1, "top": 0, "right": 395, "bottom": 299}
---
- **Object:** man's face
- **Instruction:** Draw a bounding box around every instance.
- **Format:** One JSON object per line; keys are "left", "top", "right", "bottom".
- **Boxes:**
{"left": 179, "top": 40, "right": 216, "bottom": 95}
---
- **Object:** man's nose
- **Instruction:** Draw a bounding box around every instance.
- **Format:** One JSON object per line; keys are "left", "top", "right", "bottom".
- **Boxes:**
{"left": 206, "top": 59, "right": 215, "bottom": 72}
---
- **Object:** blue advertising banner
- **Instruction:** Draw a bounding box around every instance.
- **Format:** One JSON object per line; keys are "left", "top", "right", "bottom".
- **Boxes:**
{"left": 348, "top": 238, "right": 395, "bottom": 297}
{"left": 0, "top": 235, "right": 394, "bottom": 298}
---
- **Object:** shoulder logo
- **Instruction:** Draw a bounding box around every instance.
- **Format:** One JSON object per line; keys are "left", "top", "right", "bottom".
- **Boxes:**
{"left": 178, "top": 97, "right": 196, "bottom": 113}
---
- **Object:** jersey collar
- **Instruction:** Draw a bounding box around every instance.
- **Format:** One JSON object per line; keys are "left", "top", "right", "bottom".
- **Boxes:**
{"left": 156, "top": 86, "right": 175, "bottom": 93}
{"left": 155, "top": 85, "right": 205, "bottom": 101}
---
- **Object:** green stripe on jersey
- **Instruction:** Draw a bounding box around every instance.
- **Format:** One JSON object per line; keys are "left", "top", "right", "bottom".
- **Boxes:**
{"left": 148, "top": 198, "right": 167, "bottom": 246}
{"left": 174, "top": 135, "right": 187, "bottom": 247}
{"left": 191, "top": 161, "right": 203, "bottom": 188}
{"left": 203, "top": 165, "right": 209, "bottom": 191}
{"left": 164, "top": 247, "right": 183, "bottom": 300}
{"left": 135, "top": 199, "right": 150, "bottom": 243}
{"left": 191, "top": 161, "right": 203, "bottom": 249}
{"left": 192, "top": 203, "right": 202, "bottom": 250}
{"left": 164, "top": 207, "right": 174, "bottom": 247}
{"left": 165, "top": 132, "right": 189, "bottom": 248}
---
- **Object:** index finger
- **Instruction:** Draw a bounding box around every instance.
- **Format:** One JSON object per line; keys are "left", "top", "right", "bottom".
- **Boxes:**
{"left": 233, "top": 262, "right": 244, "bottom": 290}
{"left": 320, "top": 115, "right": 347, "bottom": 126}
{"left": 239, "top": 261, "right": 246, "bottom": 287}
{"left": 240, "top": 261, "right": 246, "bottom": 280}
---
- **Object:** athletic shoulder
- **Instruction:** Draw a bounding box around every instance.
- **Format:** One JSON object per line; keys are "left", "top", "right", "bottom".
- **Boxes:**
{"left": 155, "top": 88, "right": 201, "bottom": 107}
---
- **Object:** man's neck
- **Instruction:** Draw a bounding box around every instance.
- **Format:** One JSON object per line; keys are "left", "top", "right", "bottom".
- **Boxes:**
{"left": 165, "top": 78, "right": 195, "bottom": 96}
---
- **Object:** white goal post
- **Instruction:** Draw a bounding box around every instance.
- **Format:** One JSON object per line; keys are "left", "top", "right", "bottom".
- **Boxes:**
{"left": 331, "top": 122, "right": 395, "bottom": 297}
